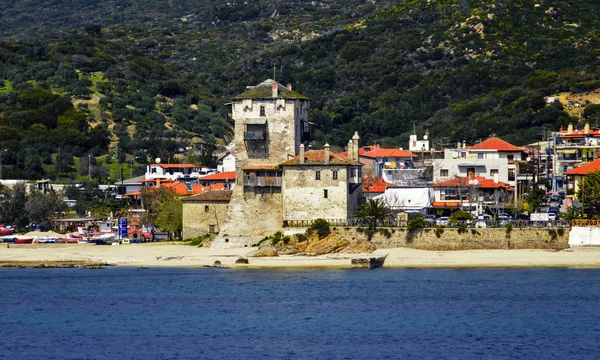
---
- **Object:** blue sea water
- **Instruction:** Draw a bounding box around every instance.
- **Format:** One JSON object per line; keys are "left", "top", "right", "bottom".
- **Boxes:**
{"left": 1, "top": 267, "right": 599, "bottom": 360}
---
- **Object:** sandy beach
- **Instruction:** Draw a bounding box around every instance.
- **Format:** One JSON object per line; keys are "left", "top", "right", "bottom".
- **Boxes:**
{"left": 2, "top": 243, "right": 600, "bottom": 268}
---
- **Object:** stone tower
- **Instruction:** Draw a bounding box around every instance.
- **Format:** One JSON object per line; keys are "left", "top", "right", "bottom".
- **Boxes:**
{"left": 211, "top": 79, "right": 310, "bottom": 248}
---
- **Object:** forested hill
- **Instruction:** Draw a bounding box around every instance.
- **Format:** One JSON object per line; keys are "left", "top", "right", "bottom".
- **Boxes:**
{"left": 1, "top": 0, "right": 600, "bottom": 179}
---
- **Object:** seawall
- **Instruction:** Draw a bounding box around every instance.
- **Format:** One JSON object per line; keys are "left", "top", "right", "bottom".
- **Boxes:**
{"left": 328, "top": 227, "right": 569, "bottom": 251}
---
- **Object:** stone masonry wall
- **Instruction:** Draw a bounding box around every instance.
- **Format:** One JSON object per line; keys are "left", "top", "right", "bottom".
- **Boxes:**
{"left": 331, "top": 227, "right": 569, "bottom": 250}
{"left": 282, "top": 166, "right": 350, "bottom": 221}
{"left": 182, "top": 201, "right": 229, "bottom": 240}
{"left": 211, "top": 187, "right": 283, "bottom": 248}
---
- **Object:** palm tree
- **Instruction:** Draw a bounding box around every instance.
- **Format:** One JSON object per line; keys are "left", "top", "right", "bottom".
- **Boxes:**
{"left": 353, "top": 198, "right": 393, "bottom": 229}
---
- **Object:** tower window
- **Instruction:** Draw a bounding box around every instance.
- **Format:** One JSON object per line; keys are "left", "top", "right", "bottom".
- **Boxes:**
{"left": 260, "top": 105, "right": 265, "bottom": 116}
{"left": 316, "top": 171, "right": 321, "bottom": 180}
{"left": 324, "top": 189, "right": 328, "bottom": 198}
{"left": 204, "top": 205, "right": 209, "bottom": 212}
{"left": 332, "top": 170, "right": 338, "bottom": 180}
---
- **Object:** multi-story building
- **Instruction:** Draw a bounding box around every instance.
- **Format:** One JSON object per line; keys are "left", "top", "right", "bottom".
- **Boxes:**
{"left": 552, "top": 123, "right": 600, "bottom": 191}
{"left": 433, "top": 137, "right": 525, "bottom": 191}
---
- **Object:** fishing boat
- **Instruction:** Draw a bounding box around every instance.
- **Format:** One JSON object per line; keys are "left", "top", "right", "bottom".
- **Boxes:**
{"left": 14, "top": 237, "right": 34, "bottom": 244}
{"left": 33, "top": 237, "right": 60, "bottom": 244}
{"left": 0, "top": 226, "right": 15, "bottom": 236}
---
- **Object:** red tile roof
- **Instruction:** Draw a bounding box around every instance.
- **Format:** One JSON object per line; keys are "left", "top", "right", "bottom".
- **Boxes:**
{"left": 468, "top": 137, "right": 523, "bottom": 152}
{"left": 280, "top": 150, "right": 360, "bottom": 166}
{"left": 362, "top": 178, "right": 395, "bottom": 193}
{"left": 359, "top": 145, "right": 418, "bottom": 158}
{"left": 125, "top": 182, "right": 226, "bottom": 197}
{"left": 181, "top": 190, "right": 233, "bottom": 202}
{"left": 434, "top": 176, "right": 512, "bottom": 190}
{"left": 199, "top": 171, "right": 235, "bottom": 181}
{"left": 564, "top": 159, "right": 600, "bottom": 175}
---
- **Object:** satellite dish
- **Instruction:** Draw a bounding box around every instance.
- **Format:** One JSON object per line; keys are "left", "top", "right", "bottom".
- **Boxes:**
{"left": 155, "top": 157, "right": 161, "bottom": 164}
{"left": 423, "top": 135, "right": 428, "bottom": 140}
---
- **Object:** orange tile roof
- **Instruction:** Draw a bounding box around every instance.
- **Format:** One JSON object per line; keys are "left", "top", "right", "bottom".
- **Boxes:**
{"left": 280, "top": 150, "right": 360, "bottom": 166}
{"left": 362, "top": 178, "right": 395, "bottom": 193}
{"left": 468, "top": 137, "right": 523, "bottom": 152}
{"left": 127, "top": 182, "right": 226, "bottom": 196}
{"left": 564, "top": 159, "right": 600, "bottom": 175}
{"left": 181, "top": 190, "right": 233, "bottom": 202}
{"left": 434, "top": 176, "right": 512, "bottom": 190}
{"left": 359, "top": 145, "right": 418, "bottom": 158}
{"left": 199, "top": 171, "right": 236, "bottom": 181}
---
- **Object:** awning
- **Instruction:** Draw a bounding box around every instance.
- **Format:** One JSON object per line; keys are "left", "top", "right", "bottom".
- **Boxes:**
{"left": 244, "top": 118, "right": 267, "bottom": 125}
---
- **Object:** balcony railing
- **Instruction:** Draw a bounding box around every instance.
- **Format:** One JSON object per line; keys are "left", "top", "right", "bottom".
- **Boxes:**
{"left": 243, "top": 175, "right": 282, "bottom": 187}
{"left": 244, "top": 131, "right": 266, "bottom": 141}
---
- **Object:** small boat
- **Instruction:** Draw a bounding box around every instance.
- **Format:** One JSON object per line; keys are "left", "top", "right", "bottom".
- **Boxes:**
{"left": 14, "top": 237, "right": 34, "bottom": 244}
{"left": 33, "top": 237, "right": 59, "bottom": 244}
{"left": 351, "top": 254, "right": 388, "bottom": 269}
{"left": 0, "top": 228, "right": 15, "bottom": 236}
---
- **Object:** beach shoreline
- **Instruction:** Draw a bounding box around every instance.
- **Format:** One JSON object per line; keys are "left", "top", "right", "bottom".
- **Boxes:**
{"left": 2, "top": 243, "right": 600, "bottom": 269}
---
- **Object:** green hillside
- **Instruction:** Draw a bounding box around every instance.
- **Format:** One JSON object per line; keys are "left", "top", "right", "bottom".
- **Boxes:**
{"left": 1, "top": 0, "right": 600, "bottom": 179}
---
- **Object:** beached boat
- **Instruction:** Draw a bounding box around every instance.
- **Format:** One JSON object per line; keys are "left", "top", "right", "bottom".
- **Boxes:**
{"left": 0, "top": 228, "right": 15, "bottom": 236}
{"left": 14, "top": 237, "right": 34, "bottom": 244}
{"left": 33, "top": 237, "right": 60, "bottom": 244}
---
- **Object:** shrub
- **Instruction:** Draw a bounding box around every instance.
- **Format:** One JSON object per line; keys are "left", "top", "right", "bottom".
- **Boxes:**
{"left": 557, "top": 228, "right": 565, "bottom": 237}
{"left": 434, "top": 225, "right": 445, "bottom": 238}
{"left": 296, "top": 234, "right": 308, "bottom": 242}
{"left": 309, "top": 218, "right": 331, "bottom": 239}
{"left": 505, "top": 222, "right": 513, "bottom": 238}
{"left": 407, "top": 213, "right": 425, "bottom": 231}
{"left": 184, "top": 234, "right": 210, "bottom": 246}
{"left": 449, "top": 210, "right": 473, "bottom": 225}
{"left": 458, "top": 223, "right": 468, "bottom": 234}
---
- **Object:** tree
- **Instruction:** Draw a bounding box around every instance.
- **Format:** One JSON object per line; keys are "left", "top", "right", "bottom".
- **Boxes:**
{"left": 577, "top": 170, "right": 600, "bottom": 218}
{"left": 25, "top": 190, "right": 65, "bottom": 227}
{"left": 353, "top": 198, "right": 393, "bottom": 229}
{"left": 155, "top": 195, "right": 182, "bottom": 240}
{"left": 140, "top": 187, "right": 177, "bottom": 226}
{"left": 0, "top": 183, "right": 29, "bottom": 228}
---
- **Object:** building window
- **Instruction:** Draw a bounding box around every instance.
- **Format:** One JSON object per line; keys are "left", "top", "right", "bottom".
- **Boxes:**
{"left": 332, "top": 170, "right": 338, "bottom": 180}
{"left": 440, "top": 169, "right": 449, "bottom": 177}
{"left": 507, "top": 155, "right": 514, "bottom": 162}
{"left": 260, "top": 105, "right": 265, "bottom": 116}
{"left": 467, "top": 167, "right": 475, "bottom": 176}
{"left": 508, "top": 168, "right": 515, "bottom": 181}
{"left": 209, "top": 225, "right": 215, "bottom": 233}
{"left": 204, "top": 205, "right": 209, "bottom": 212}
{"left": 478, "top": 153, "right": 484, "bottom": 159}
{"left": 324, "top": 189, "right": 328, "bottom": 198}
{"left": 490, "top": 169, "right": 499, "bottom": 176}
{"left": 316, "top": 171, "right": 321, "bottom": 180}
{"left": 351, "top": 168, "right": 356, "bottom": 177}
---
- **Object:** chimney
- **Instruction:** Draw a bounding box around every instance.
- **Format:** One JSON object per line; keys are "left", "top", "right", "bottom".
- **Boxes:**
{"left": 457, "top": 141, "right": 462, "bottom": 149}
{"left": 568, "top": 123, "right": 573, "bottom": 134}
{"left": 299, "top": 144, "right": 305, "bottom": 164}
{"left": 286, "top": 83, "right": 292, "bottom": 91}
{"left": 272, "top": 82, "right": 278, "bottom": 98}
{"left": 324, "top": 143, "right": 330, "bottom": 164}
{"left": 462, "top": 140, "right": 466, "bottom": 149}
{"left": 352, "top": 131, "right": 360, "bottom": 162}
{"left": 585, "top": 122, "right": 590, "bottom": 134}
{"left": 347, "top": 140, "right": 353, "bottom": 160}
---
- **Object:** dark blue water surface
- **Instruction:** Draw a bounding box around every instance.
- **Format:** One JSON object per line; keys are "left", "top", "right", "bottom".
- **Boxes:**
{"left": 1, "top": 267, "right": 599, "bottom": 359}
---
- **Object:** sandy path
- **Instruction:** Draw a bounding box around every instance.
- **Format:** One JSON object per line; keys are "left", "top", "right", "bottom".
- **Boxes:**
{"left": 2, "top": 243, "right": 600, "bottom": 269}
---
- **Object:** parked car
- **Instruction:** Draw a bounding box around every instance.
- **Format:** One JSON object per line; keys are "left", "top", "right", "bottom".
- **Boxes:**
{"left": 548, "top": 213, "right": 557, "bottom": 221}
{"left": 548, "top": 206, "right": 560, "bottom": 215}
{"left": 436, "top": 217, "right": 449, "bottom": 226}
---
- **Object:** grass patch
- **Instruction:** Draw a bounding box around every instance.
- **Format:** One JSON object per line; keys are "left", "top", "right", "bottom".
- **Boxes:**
{"left": 0, "top": 80, "right": 14, "bottom": 93}
{"left": 88, "top": 72, "right": 106, "bottom": 93}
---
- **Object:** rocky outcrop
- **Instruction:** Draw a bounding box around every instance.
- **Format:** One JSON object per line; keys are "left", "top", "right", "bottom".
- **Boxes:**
{"left": 246, "top": 230, "right": 377, "bottom": 257}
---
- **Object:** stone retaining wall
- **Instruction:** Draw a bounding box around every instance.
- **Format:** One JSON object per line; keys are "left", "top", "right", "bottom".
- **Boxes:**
{"left": 330, "top": 227, "right": 569, "bottom": 250}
